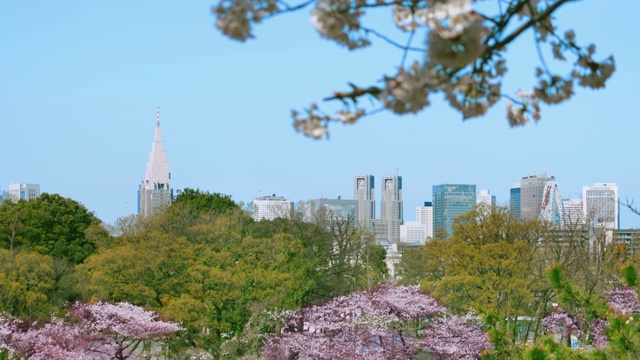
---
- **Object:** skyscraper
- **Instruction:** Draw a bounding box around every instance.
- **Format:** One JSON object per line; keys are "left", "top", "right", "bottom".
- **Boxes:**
{"left": 583, "top": 183, "right": 619, "bottom": 229}
{"left": 8, "top": 183, "right": 40, "bottom": 202}
{"left": 138, "top": 108, "right": 173, "bottom": 217}
{"left": 381, "top": 175, "right": 403, "bottom": 242}
{"left": 563, "top": 198, "right": 585, "bottom": 227}
{"left": 476, "top": 189, "right": 496, "bottom": 208}
{"left": 520, "top": 172, "right": 564, "bottom": 226}
{"left": 354, "top": 175, "right": 375, "bottom": 228}
{"left": 510, "top": 186, "right": 521, "bottom": 221}
{"left": 417, "top": 202, "right": 434, "bottom": 239}
{"left": 433, "top": 184, "right": 476, "bottom": 237}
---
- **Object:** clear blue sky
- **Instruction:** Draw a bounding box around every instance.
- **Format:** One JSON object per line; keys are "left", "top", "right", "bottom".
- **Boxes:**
{"left": 1, "top": 1, "right": 639, "bottom": 227}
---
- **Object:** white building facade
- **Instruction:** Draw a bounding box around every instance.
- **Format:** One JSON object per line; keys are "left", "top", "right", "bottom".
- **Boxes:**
{"left": 381, "top": 175, "right": 403, "bottom": 243}
{"left": 400, "top": 221, "right": 427, "bottom": 244}
{"left": 354, "top": 175, "right": 375, "bottom": 228}
{"left": 253, "top": 195, "right": 293, "bottom": 221}
{"left": 8, "top": 183, "right": 40, "bottom": 202}
{"left": 416, "top": 202, "right": 434, "bottom": 239}
{"left": 583, "top": 183, "right": 619, "bottom": 229}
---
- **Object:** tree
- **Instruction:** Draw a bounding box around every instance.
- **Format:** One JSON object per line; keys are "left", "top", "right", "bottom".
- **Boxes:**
{"left": 0, "top": 249, "right": 78, "bottom": 320}
{"left": 422, "top": 315, "right": 493, "bottom": 360}
{"left": 262, "top": 284, "right": 446, "bottom": 359}
{"left": 174, "top": 188, "right": 238, "bottom": 215}
{"left": 0, "top": 302, "right": 181, "bottom": 360}
{"left": 0, "top": 193, "right": 102, "bottom": 264}
{"left": 212, "top": 0, "right": 615, "bottom": 138}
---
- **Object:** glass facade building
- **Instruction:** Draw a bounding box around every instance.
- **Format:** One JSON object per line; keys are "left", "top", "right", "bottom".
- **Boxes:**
{"left": 433, "top": 184, "right": 476, "bottom": 237}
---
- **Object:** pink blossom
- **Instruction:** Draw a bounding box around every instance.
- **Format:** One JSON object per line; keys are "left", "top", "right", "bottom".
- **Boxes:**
{"left": 422, "top": 315, "right": 492, "bottom": 360}
{"left": 607, "top": 287, "right": 640, "bottom": 316}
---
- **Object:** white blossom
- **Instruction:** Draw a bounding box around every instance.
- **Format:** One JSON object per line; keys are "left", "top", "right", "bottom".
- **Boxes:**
{"left": 427, "top": 19, "right": 488, "bottom": 69}
{"left": 311, "top": 0, "right": 370, "bottom": 49}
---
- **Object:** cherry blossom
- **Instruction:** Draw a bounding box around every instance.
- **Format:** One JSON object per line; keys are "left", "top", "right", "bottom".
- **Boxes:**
{"left": 211, "top": 0, "right": 616, "bottom": 138}
{"left": 263, "top": 284, "right": 445, "bottom": 359}
{"left": 421, "top": 315, "right": 493, "bottom": 360}
{"left": 607, "top": 287, "right": 640, "bottom": 316}
{"left": 541, "top": 312, "right": 579, "bottom": 338}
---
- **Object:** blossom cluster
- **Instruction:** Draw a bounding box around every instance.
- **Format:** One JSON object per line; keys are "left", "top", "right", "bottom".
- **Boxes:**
{"left": 0, "top": 302, "right": 181, "bottom": 360}
{"left": 541, "top": 312, "right": 579, "bottom": 337}
{"left": 211, "top": 0, "right": 616, "bottom": 138}
{"left": 607, "top": 287, "right": 640, "bottom": 316}
{"left": 421, "top": 315, "right": 493, "bottom": 360}
{"left": 262, "top": 284, "right": 493, "bottom": 359}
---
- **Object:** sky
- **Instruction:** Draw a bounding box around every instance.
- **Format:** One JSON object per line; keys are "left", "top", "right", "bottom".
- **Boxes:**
{"left": 1, "top": 1, "right": 639, "bottom": 228}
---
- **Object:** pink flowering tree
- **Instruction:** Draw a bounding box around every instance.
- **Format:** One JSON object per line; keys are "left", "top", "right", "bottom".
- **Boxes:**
{"left": 607, "top": 287, "right": 640, "bottom": 316}
{"left": 421, "top": 315, "right": 493, "bottom": 360}
{"left": 0, "top": 316, "right": 101, "bottom": 360}
{"left": 541, "top": 312, "right": 579, "bottom": 344}
{"left": 70, "top": 301, "right": 182, "bottom": 360}
{"left": 0, "top": 302, "right": 181, "bottom": 360}
{"left": 212, "top": 0, "right": 615, "bottom": 138}
{"left": 262, "top": 284, "right": 495, "bottom": 359}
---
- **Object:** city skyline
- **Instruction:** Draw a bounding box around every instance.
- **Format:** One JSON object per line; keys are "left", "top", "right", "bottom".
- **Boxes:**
{"left": 1, "top": 2, "right": 639, "bottom": 228}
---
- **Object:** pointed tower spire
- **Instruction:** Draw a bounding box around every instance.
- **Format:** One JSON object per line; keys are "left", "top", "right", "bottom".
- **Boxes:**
{"left": 138, "top": 108, "right": 172, "bottom": 216}
{"left": 156, "top": 107, "right": 160, "bottom": 127}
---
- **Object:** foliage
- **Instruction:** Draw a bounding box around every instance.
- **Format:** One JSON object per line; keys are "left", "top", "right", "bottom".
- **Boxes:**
{"left": 212, "top": 0, "right": 615, "bottom": 138}
{"left": 0, "top": 249, "right": 77, "bottom": 320}
{"left": 0, "top": 193, "right": 102, "bottom": 263}
{"left": 400, "top": 206, "right": 538, "bottom": 319}
{"left": 174, "top": 188, "right": 238, "bottom": 215}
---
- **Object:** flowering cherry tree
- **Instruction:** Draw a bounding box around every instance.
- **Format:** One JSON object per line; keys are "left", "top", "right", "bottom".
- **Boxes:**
{"left": 212, "top": 0, "right": 615, "bottom": 138}
{"left": 421, "top": 315, "right": 492, "bottom": 360}
{"left": 607, "top": 287, "right": 640, "bottom": 316}
{"left": 262, "top": 284, "right": 493, "bottom": 359}
{"left": 0, "top": 302, "right": 181, "bottom": 360}
{"left": 70, "top": 301, "right": 182, "bottom": 360}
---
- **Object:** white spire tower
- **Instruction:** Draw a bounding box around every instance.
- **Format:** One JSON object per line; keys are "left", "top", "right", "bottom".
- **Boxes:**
{"left": 138, "top": 107, "right": 173, "bottom": 216}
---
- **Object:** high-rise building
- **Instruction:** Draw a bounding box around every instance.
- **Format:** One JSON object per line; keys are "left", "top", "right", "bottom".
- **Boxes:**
{"left": 381, "top": 175, "right": 403, "bottom": 242}
{"left": 510, "top": 186, "right": 521, "bottom": 221}
{"left": 476, "top": 189, "right": 496, "bottom": 208}
{"left": 583, "top": 183, "right": 619, "bottom": 229}
{"left": 8, "top": 183, "right": 40, "bottom": 202}
{"left": 520, "top": 172, "right": 564, "bottom": 226}
{"left": 305, "top": 197, "right": 358, "bottom": 223}
{"left": 417, "top": 202, "right": 434, "bottom": 239}
{"left": 433, "top": 184, "right": 476, "bottom": 237}
{"left": 354, "top": 175, "right": 375, "bottom": 228}
{"left": 138, "top": 108, "right": 173, "bottom": 217}
{"left": 252, "top": 194, "right": 293, "bottom": 221}
{"left": 563, "top": 198, "right": 584, "bottom": 227}
{"left": 400, "top": 221, "right": 427, "bottom": 244}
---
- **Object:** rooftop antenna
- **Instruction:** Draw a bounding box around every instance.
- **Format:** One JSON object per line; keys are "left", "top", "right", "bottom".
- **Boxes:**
{"left": 533, "top": 168, "right": 536, "bottom": 176}
{"left": 395, "top": 167, "right": 399, "bottom": 176}
{"left": 156, "top": 107, "right": 160, "bottom": 127}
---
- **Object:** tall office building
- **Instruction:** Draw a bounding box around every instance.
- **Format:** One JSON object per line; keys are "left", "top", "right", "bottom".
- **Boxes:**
{"left": 520, "top": 172, "right": 564, "bottom": 226}
{"left": 583, "top": 183, "right": 619, "bottom": 229}
{"left": 563, "top": 198, "right": 585, "bottom": 227}
{"left": 252, "top": 194, "right": 293, "bottom": 221}
{"left": 8, "top": 183, "right": 40, "bottom": 202}
{"left": 476, "top": 189, "right": 496, "bottom": 208}
{"left": 305, "top": 197, "right": 358, "bottom": 223}
{"left": 433, "top": 184, "right": 476, "bottom": 237}
{"left": 138, "top": 109, "right": 173, "bottom": 217}
{"left": 417, "top": 202, "right": 434, "bottom": 239}
{"left": 510, "top": 186, "right": 521, "bottom": 221}
{"left": 354, "top": 175, "right": 375, "bottom": 228}
{"left": 381, "top": 175, "right": 403, "bottom": 242}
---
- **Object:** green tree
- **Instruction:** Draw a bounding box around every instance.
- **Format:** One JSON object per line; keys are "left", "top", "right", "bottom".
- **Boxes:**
{"left": 0, "top": 193, "right": 102, "bottom": 263}
{"left": 174, "top": 188, "right": 238, "bottom": 215}
{"left": 0, "top": 249, "right": 76, "bottom": 319}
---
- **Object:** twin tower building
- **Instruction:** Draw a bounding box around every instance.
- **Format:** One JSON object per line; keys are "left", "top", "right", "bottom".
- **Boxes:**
{"left": 354, "top": 174, "right": 403, "bottom": 243}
